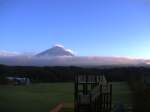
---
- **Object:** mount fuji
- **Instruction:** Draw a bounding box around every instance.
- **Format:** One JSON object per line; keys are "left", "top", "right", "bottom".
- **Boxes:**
{"left": 36, "top": 44, "right": 75, "bottom": 57}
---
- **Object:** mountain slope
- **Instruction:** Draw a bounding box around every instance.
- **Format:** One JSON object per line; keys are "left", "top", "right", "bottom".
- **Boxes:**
{"left": 36, "top": 44, "right": 75, "bottom": 57}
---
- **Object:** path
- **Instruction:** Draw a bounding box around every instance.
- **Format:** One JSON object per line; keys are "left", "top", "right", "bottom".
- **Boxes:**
{"left": 50, "top": 102, "right": 74, "bottom": 112}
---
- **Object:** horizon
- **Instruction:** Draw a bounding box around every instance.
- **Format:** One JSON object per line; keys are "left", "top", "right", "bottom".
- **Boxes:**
{"left": 0, "top": 44, "right": 150, "bottom": 60}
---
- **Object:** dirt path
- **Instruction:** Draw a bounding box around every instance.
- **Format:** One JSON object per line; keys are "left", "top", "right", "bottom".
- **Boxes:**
{"left": 50, "top": 103, "right": 64, "bottom": 112}
{"left": 50, "top": 102, "right": 74, "bottom": 112}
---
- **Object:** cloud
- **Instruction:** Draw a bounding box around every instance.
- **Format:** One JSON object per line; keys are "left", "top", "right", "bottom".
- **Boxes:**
{"left": 0, "top": 51, "right": 20, "bottom": 57}
{"left": 0, "top": 48, "right": 148, "bottom": 66}
{"left": 53, "top": 44, "right": 65, "bottom": 48}
{"left": 0, "top": 55, "right": 148, "bottom": 66}
{"left": 65, "top": 49, "right": 76, "bottom": 55}
{"left": 53, "top": 44, "right": 76, "bottom": 55}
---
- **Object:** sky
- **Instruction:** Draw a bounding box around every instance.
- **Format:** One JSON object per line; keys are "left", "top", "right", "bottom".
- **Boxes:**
{"left": 1, "top": 0, "right": 150, "bottom": 58}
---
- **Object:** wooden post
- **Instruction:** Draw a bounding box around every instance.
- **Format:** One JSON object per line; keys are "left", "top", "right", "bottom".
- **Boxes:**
{"left": 74, "top": 73, "right": 77, "bottom": 112}
{"left": 109, "top": 84, "right": 112, "bottom": 112}
{"left": 85, "top": 74, "right": 88, "bottom": 94}
{"left": 99, "top": 84, "right": 102, "bottom": 112}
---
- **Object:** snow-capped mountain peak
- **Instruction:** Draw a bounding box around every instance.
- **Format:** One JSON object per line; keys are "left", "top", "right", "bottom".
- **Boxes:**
{"left": 36, "top": 44, "right": 75, "bottom": 57}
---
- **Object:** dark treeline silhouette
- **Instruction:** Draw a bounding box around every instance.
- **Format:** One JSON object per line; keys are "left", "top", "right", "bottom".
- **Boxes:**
{"left": 0, "top": 64, "right": 150, "bottom": 83}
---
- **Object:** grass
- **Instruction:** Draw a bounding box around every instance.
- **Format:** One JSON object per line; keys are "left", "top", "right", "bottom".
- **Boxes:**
{"left": 0, "top": 83, "right": 73, "bottom": 112}
{"left": 60, "top": 108, "right": 74, "bottom": 112}
{"left": 111, "top": 82, "right": 133, "bottom": 105}
{"left": 0, "top": 82, "right": 132, "bottom": 112}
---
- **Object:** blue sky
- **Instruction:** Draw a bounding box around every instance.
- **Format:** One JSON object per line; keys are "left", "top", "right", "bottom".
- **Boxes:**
{"left": 1, "top": 0, "right": 150, "bottom": 58}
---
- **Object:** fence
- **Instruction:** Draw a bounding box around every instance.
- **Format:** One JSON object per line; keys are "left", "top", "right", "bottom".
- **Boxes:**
{"left": 74, "top": 73, "right": 112, "bottom": 112}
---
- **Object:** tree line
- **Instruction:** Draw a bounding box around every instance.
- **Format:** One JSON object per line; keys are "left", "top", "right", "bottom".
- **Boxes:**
{"left": 0, "top": 64, "right": 150, "bottom": 83}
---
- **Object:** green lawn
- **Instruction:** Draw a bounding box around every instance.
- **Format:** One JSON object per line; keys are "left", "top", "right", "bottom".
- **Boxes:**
{"left": 0, "top": 83, "right": 74, "bottom": 112}
{"left": 0, "top": 82, "right": 132, "bottom": 112}
{"left": 60, "top": 108, "right": 74, "bottom": 112}
{"left": 111, "top": 82, "right": 133, "bottom": 108}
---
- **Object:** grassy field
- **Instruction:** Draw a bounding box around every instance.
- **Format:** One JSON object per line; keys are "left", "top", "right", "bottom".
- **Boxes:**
{"left": 0, "top": 83, "right": 74, "bottom": 112}
{"left": 111, "top": 82, "right": 133, "bottom": 108}
{"left": 0, "top": 82, "right": 132, "bottom": 112}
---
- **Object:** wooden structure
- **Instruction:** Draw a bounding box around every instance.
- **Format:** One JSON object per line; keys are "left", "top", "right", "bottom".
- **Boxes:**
{"left": 74, "top": 74, "right": 112, "bottom": 112}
